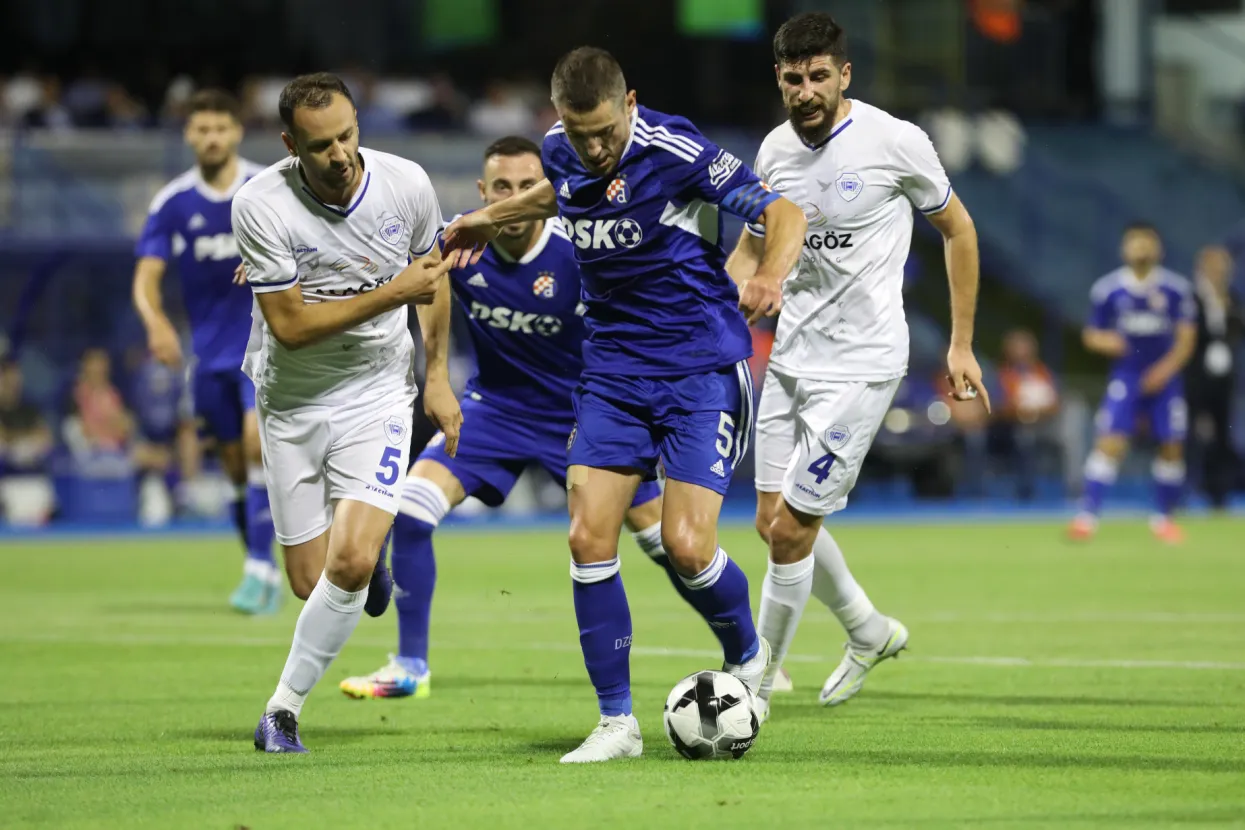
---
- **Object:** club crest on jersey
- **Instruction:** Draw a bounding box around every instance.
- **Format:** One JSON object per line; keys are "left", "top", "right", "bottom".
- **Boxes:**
{"left": 605, "top": 177, "right": 630, "bottom": 204}
{"left": 835, "top": 172, "right": 863, "bottom": 202}
{"left": 379, "top": 216, "right": 405, "bottom": 245}
{"left": 532, "top": 272, "right": 557, "bottom": 298}
{"left": 1148, "top": 291, "right": 1168, "bottom": 311}
{"left": 824, "top": 424, "right": 851, "bottom": 451}
{"left": 383, "top": 416, "right": 407, "bottom": 446}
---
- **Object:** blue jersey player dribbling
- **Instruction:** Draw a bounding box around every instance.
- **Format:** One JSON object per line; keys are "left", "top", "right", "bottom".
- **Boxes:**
{"left": 1069, "top": 223, "right": 1197, "bottom": 543}
{"left": 339, "top": 136, "right": 714, "bottom": 701}
{"left": 132, "top": 89, "right": 278, "bottom": 613}
{"left": 445, "top": 49, "right": 808, "bottom": 763}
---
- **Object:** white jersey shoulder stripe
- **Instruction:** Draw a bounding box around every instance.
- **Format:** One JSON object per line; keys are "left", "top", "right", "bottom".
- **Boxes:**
{"left": 631, "top": 131, "right": 698, "bottom": 164}
{"left": 148, "top": 168, "right": 199, "bottom": 214}
{"left": 636, "top": 119, "right": 703, "bottom": 154}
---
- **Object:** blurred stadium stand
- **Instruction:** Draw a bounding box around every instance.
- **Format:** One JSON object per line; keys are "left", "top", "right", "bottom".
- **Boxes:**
{"left": 2, "top": 0, "right": 1243, "bottom": 527}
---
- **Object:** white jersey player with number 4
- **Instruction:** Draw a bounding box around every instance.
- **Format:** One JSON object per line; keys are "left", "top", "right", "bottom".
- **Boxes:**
{"left": 239, "top": 73, "right": 462, "bottom": 755}
{"left": 727, "top": 13, "right": 990, "bottom": 721}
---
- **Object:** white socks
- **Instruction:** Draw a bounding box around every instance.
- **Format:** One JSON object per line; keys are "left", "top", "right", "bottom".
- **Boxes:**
{"left": 631, "top": 522, "right": 665, "bottom": 559}
{"left": 757, "top": 554, "right": 814, "bottom": 699}
{"left": 810, "top": 527, "right": 888, "bottom": 647}
{"left": 267, "top": 573, "right": 367, "bottom": 717}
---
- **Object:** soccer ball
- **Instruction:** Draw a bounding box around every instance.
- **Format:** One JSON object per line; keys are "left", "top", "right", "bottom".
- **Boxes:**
{"left": 663, "top": 670, "right": 759, "bottom": 760}
{"left": 613, "top": 218, "right": 643, "bottom": 248}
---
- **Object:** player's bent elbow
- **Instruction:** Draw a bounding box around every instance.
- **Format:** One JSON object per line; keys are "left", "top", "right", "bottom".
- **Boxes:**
{"left": 766, "top": 197, "right": 807, "bottom": 235}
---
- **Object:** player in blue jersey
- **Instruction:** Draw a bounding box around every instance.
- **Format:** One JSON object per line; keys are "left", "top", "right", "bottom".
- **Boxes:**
{"left": 445, "top": 48, "right": 807, "bottom": 763}
{"left": 132, "top": 89, "right": 279, "bottom": 613}
{"left": 1069, "top": 223, "right": 1197, "bottom": 544}
{"left": 339, "top": 136, "right": 728, "bottom": 701}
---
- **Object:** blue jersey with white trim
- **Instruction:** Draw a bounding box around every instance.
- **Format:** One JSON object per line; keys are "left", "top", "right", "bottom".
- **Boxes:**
{"left": 135, "top": 161, "right": 265, "bottom": 372}
{"left": 542, "top": 105, "right": 779, "bottom": 377}
{"left": 451, "top": 217, "right": 587, "bottom": 419}
{"left": 1089, "top": 266, "right": 1195, "bottom": 376}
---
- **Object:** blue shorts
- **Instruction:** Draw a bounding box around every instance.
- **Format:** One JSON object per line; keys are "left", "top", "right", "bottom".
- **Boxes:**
{"left": 419, "top": 395, "right": 662, "bottom": 508}
{"left": 192, "top": 367, "right": 255, "bottom": 444}
{"left": 1095, "top": 375, "right": 1188, "bottom": 443}
{"left": 568, "top": 361, "right": 754, "bottom": 496}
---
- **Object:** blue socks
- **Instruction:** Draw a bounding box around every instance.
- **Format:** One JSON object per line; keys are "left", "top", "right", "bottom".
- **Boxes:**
{"left": 1153, "top": 458, "right": 1185, "bottom": 517}
{"left": 571, "top": 557, "right": 633, "bottom": 717}
{"left": 244, "top": 475, "right": 276, "bottom": 568}
{"left": 677, "top": 547, "right": 759, "bottom": 665}
{"left": 392, "top": 512, "right": 436, "bottom": 673}
{"left": 390, "top": 476, "right": 452, "bottom": 674}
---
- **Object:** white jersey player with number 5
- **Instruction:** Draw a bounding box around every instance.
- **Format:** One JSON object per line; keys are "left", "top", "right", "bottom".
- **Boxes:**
{"left": 235, "top": 72, "right": 462, "bottom": 754}
{"left": 726, "top": 13, "right": 991, "bottom": 720}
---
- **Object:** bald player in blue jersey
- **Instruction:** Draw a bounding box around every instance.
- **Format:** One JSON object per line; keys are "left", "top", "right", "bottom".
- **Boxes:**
{"left": 132, "top": 89, "right": 279, "bottom": 614}
{"left": 445, "top": 48, "right": 807, "bottom": 763}
{"left": 340, "top": 136, "right": 718, "bottom": 702}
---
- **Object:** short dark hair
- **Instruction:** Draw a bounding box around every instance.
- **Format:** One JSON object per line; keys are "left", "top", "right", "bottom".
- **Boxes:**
{"left": 1124, "top": 221, "right": 1159, "bottom": 236}
{"left": 278, "top": 72, "right": 355, "bottom": 131}
{"left": 484, "top": 135, "right": 541, "bottom": 161}
{"left": 186, "top": 88, "right": 240, "bottom": 121}
{"left": 773, "top": 12, "right": 848, "bottom": 67}
{"left": 550, "top": 47, "right": 626, "bottom": 113}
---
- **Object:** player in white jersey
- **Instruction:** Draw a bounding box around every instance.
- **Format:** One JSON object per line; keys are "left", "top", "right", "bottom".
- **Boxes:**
{"left": 726, "top": 13, "right": 990, "bottom": 720}
{"left": 235, "top": 73, "right": 462, "bottom": 753}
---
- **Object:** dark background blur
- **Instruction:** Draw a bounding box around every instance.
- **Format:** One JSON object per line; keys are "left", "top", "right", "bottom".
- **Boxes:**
{"left": 1, "top": 0, "right": 1243, "bottom": 527}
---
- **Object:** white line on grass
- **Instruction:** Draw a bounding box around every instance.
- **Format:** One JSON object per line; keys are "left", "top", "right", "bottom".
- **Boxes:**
{"left": 5, "top": 630, "right": 1245, "bottom": 671}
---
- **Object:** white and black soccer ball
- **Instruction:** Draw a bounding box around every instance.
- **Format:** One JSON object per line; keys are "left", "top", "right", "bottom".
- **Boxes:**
{"left": 663, "top": 670, "right": 759, "bottom": 760}
{"left": 613, "top": 218, "right": 643, "bottom": 248}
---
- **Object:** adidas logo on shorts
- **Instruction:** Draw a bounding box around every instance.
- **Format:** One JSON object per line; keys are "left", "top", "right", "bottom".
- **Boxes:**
{"left": 710, "top": 459, "right": 726, "bottom": 478}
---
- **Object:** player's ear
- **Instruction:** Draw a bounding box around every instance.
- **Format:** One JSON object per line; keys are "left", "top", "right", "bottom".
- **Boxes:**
{"left": 773, "top": 64, "right": 781, "bottom": 87}
{"left": 839, "top": 61, "right": 852, "bottom": 92}
{"left": 625, "top": 89, "right": 637, "bottom": 112}
{"left": 477, "top": 178, "right": 486, "bottom": 202}
{"left": 281, "top": 132, "right": 296, "bottom": 157}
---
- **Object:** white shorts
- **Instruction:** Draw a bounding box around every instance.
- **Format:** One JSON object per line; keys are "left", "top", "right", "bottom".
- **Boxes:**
{"left": 754, "top": 368, "right": 902, "bottom": 516}
{"left": 256, "top": 390, "right": 415, "bottom": 546}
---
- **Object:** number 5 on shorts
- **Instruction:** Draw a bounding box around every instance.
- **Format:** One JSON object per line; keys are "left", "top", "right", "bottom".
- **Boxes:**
{"left": 376, "top": 446, "right": 402, "bottom": 486}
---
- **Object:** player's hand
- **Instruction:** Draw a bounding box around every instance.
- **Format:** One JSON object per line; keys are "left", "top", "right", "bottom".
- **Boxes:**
{"left": 397, "top": 256, "right": 453, "bottom": 305}
{"left": 422, "top": 376, "right": 462, "bottom": 458}
{"left": 147, "top": 320, "right": 183, "bottom": 367}
{"left": 946, "top": 343, "right": 991, "bottom": 414}
{"left": 738, "top": 276, "right": 783, "bottom": 325}
{"left": 441, "top": 211, "right": 502, "bottom": 269}
{"left": 232, "top": 263, "right": 247, "bottom": 286}
{"left": 1140, "top": 363, "right": 1173, "bottom": 395}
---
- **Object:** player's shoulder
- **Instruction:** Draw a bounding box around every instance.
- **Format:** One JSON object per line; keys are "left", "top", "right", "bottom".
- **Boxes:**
{"left": 234, "top": 157, "right": 298, "bottom": 215}
{"left": 148, "top": 168, "right": 200, "bottom": 213}
{"left": 1090, "top": 268, "right": 1126, "bottom": 301}
{"left": 633, "top": 106, "right": 709, "bottom": 165}
{"left": 1157, "top": 266, "right": 1192, "bottom": 294}
{"left": 361, "top": 146, "right": 431, "bottom": 182}
{"left": 239, "top": 158, "right": 270, "bottom": 180}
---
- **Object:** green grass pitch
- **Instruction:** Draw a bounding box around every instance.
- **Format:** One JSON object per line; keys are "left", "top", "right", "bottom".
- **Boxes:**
{"left": 2, "top": 517, "right": 1244, "bottom": 829}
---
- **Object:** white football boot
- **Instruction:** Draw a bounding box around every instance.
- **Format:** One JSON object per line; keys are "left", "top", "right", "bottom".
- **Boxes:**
{"left": 820, "top": 617, "right": 908, "bottom": 706}
{"left": 559, "top": 714, "right": 644, "bottom": 763}
{"left": 724, "top": 635, "right": 773, "bottom": 722}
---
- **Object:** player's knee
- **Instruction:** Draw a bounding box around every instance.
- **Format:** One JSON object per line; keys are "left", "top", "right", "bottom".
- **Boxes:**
{"left": 325, "top": 537, "right": 380, "bottom": 591}
{"left": 754, "top": 508, "right": 773, "bottom": 545}
{"left": 1096, "top": 435, "right": 1127, "bottom": 460}
{"left": 568, "top": 519, "right": 617, "bottom": 565}
{"left": 660, "top": 523, "right": 716, "bottom": 576}
{"left": 285, "top": 564, "right": 317, "bottom": 601}
{"left": 1157, "top": 442, "right": 1184, "bottom": 462}
{"left": 767, "top": 510, "right": 816, "bottom": 565}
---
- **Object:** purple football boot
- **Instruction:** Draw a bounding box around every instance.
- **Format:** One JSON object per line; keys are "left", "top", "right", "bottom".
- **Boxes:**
{"left": 253, "top": 709, "right": 308, "bottom": 753}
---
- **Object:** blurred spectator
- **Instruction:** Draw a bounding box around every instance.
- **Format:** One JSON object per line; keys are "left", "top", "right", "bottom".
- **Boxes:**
{"left": 66, "top": 348, "right": 132, "bottom": 454}
{"left": 18, "top": 75, "right": 71, "bottom": 130}
{"left": 348, "top": 70, "right": 407, "bottom": 136}
{"left": 994, "top": 328, "right": 1060, "bottom": 500}
{"left": 0, "top": 360, "right": 55, "bottom": 525}
{"left": 406, "top": 72, "right": 466, "bottom": 130}
{"left": 1188, "top": 245, "right": 1243, "bottom": 510}
{"left": 467, "top": 80, "right": 535, "bottom": 136}
{"left": 64, "top": 63, "right": 111, "bottom": 126}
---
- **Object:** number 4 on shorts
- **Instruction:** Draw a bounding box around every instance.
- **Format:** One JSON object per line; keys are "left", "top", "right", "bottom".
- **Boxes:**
{"left": 376, "top": 446, "right": 402, "bottom": 486}
{"left": 807, "top": 452, "right": 835, "bottom": 485}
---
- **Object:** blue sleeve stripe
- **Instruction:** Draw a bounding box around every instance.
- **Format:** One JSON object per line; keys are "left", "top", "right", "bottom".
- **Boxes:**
{"left": 249, "top": 274, "right": 298, "bottom": 292}
{"left": 721, "top": 182, "right": 769, "bottom": 220}
{"left": 921, "top": 185, "right": 953, "bottom": 215}
{"left": 411, "top": 234, "right": 440, "bottom": 257}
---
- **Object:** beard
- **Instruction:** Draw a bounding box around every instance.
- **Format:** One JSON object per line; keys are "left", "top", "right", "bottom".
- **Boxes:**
{"left": 787, "top": 92, "right": 839, "bottom": 145}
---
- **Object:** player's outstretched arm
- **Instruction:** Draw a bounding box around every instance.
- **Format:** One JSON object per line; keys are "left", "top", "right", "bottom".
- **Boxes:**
{"left": 442, "top": 179, "right": 558, "bottom": 268}
{"left": 415, "top": 248, "right": 462, "bottom": 457}
{"left": 725, "top": 227, "right": 765, "bottom": 287}
{"left": 737, "top": 197, "right": 806, "bottom": 324}
{"left": 1141, "top": 320, "right": 1197, "bottom": 393}
{"left": 925, "top": 193, "right": 991, "bottom": 413}
{"left": 132, "top": 256, "right": 183, "bottom": 367}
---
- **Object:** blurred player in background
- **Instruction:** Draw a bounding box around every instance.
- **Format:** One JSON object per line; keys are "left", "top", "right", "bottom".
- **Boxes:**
{"left": 728, "top": 12, "right": 989, "bottom": 719}
{"left": 235, "top": 73, "right": 460, "bottom": 753}
{"left": 342, "top": 136, "right": 673, "bottom": 700}
{"left": 1070, "top": 223, "right": 1196, "bottom": 543}
{"left": 131, "top": 89, "right": 278, "bottom": 614}
{"left": 444, "top": 48, "right": 807, "bottom": 763}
